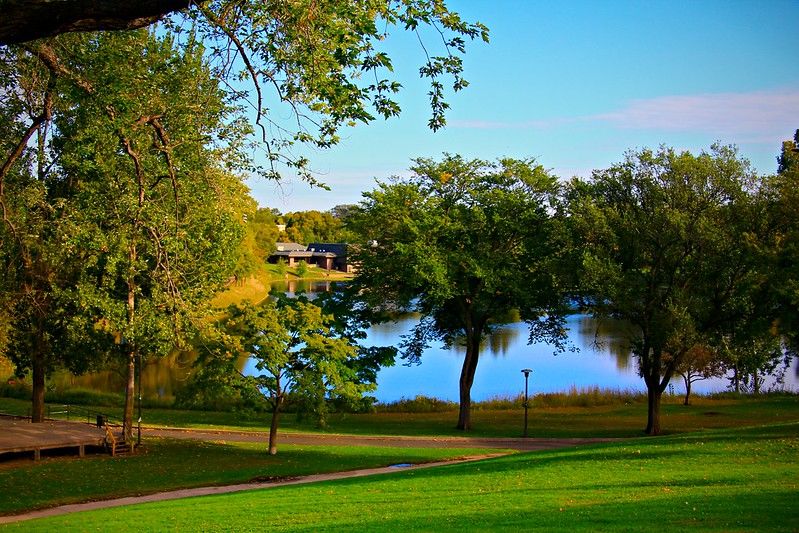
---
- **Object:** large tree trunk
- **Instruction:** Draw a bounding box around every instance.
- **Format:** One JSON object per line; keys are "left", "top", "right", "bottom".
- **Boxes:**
{"left": 123, "top": 244, "right": 136, "bottom": 443}
{"left": 456, "top": 328, "right": 481, "bottom": 431}
{"left": 30, "top": 353, "right": 46, "bottom": 423}
{"left": 268, "top": 400, "right": 282, "bottom": 456}
{"left": 30, "top": 314, "right": 47, "bottom": 422}
{"left": 642, "top": 344, "right": 674, "bottom": 436}
{"left": 645, "top": 384, "right": 662, "bottom": 435}
{"left": 122, "top": 349, "right": 135, "bottom": 442}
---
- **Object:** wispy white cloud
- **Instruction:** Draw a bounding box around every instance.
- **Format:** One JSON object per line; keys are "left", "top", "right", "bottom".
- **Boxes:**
{"left": 451, "top": 88, "right": 799, "bottom": 140}
{"left": 592, "top": 88, "right": 799, "bottom": 138}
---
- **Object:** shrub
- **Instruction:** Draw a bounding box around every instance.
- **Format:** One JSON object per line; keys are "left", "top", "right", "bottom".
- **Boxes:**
{"left": 533, "top": 386, "right": 645, "bottom": 408}
{"left": 0, "top": 379, "right": 31, "bottom": 401}
{"left": 46, "top": 388, "right": 123, "bottom": 407}
{"left": 376, "top": 395, "right": 458, "bottom": 413}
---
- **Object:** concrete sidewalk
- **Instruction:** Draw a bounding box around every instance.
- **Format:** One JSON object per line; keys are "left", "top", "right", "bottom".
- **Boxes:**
{"left": 0, "top": 454, "right": 501, "bottom": 525}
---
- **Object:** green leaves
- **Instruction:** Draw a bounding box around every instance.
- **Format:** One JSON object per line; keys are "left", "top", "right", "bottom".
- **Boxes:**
{"left": 349, "top": 155, "right": 569, "bottom": 427}
{"left": 568, "top": 144, "right": 782, "bottom": 432}
{"left": 187, "top": 0, "right": 488, "bottom": 178}
{"left": 227, "top": 294, "right": 372, "bottom": 422}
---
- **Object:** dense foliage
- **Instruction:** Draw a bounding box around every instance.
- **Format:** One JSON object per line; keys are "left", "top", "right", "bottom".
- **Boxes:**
{"left": 349, "top": 155, "right": 571, "bottom": 430}
{"left": 568, "top": 144, "right": 789, "bottom": 434}
{"left": 0, "top": 0, "right": 487, "bottom": 429}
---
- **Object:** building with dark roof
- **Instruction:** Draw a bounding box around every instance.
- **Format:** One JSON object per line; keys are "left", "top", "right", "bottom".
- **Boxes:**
{"left": 268, "top": 242, "right": 353, "bottom": 272}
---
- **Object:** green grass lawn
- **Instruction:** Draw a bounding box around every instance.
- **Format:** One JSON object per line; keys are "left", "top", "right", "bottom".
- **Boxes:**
{"left": 2, "top": 395, "right": 797, "bottom": 438}
{"left": 0, "top": 438, "right": 488, "bottom": 516}
{"left": 6, "top": 422, "right": 798, "bottom": 532}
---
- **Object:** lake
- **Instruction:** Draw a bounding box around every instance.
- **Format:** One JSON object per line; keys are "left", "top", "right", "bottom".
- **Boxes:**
{"left": 288, "top": 313, "right": 798, "bottom": 402}
{"left": 52, "top": 282, "right": 799, "bottom": 403}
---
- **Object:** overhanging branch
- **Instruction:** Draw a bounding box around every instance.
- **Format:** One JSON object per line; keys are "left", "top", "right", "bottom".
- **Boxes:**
{"left": 0, "top": 0, "right": 194, "bottom": 45}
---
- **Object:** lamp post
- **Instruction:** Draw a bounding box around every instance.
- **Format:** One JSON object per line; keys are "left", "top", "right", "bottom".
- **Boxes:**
{"left": 521, "top": 368, "right": 532, "bottom": 438}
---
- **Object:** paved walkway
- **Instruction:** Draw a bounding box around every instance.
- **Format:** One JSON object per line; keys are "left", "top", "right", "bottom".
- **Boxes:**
{"left": 0, "top": 425, "right": 619, "bottom": 525}
{"left": 0, "top": 454, "right": 501, "bottom": 525}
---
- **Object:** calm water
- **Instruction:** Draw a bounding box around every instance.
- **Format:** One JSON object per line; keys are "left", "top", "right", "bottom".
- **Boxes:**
{"left": 335, "top": 314, "right": 799, "bottom": 402}
{"left": 53, "top": 282, "right": 799, "bottom": 402}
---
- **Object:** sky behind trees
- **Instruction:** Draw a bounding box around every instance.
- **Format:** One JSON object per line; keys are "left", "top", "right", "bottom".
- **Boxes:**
{"left": 249, "top": 0, "right": 799, "bottom": 212}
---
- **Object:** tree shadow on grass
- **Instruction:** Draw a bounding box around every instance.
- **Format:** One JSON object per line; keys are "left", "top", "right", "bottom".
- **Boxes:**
{"left": 293, "top": 486, "right": 798, "bottom": 532}
{"left": 291, "top": 422, "right": 799, "bottom": 494}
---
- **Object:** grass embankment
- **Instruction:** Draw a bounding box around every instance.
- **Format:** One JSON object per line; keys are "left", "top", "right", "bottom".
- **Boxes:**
{"left": 212, "top": 264, "right": 353, "bottom": 307}
{"left": 6, "top": 422, "right": 798, "bottom": 531}
{"left": 0, "top": 439, "right": 487, "bottom": 516}
{"left": 2, "top": 395, "right": 797, "bottom": 438}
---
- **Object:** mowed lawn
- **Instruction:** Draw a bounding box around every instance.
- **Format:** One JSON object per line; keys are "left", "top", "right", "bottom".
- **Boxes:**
{"left": 4, "top": 422, "right": 798, "bottom": 532}
{"left": 0, "top": 439, "right": 489, "bottom": 516}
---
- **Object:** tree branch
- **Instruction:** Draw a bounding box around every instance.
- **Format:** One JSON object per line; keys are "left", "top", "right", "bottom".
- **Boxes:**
{"left": 0, "top": 59, "right": 56, "bottom": 239}
{"left": 0, "top": 0, "right": 193, "bottom": 45}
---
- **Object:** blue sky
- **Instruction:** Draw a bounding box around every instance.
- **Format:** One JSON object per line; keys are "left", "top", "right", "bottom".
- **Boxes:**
{"left": 248, "top": 0, "right": 799, "bottom": 212}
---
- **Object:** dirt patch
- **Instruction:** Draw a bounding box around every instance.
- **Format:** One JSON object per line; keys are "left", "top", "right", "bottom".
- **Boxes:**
{"left": 248, "top": 475, "right": 301, "bottom": 483}
{"left": 143, "top": 427, "right": 621, "bottom": 452}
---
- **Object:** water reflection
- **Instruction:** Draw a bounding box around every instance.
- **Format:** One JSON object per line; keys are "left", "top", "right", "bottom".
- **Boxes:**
{"left": 270, "top": 279, "right": 341, "bottom": 297}
{"left": 35, "top": 291, "right": 799, "bottom": 403}
{"left": 51, "top": 349, "right": 198, "bottom": 401}
{"left": 575, "top": 316, "right": 636, "bottom": 371}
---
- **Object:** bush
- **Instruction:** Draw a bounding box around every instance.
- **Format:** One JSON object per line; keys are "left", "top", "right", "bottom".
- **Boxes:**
{"left": 708, "top": 389, "right": 799, "bottom": 400}
{"left": 45, "top": 388, "right": 123, "bottom": 407}
{"left": 533, "top": 386, "right": 646, "bottom": 408}
{"left": 376, "top": 395, "right": 458, "bottom": 413}
{"left": 473, "top": 394, "right": 524, "bottom": 410}
{"left": 0, "top": 379, "right": 31, "bottom": 401}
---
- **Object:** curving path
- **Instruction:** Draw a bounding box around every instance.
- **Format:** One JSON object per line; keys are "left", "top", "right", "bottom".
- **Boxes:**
{"left": 0, "top": 426, "right": 619, "bottom": 525}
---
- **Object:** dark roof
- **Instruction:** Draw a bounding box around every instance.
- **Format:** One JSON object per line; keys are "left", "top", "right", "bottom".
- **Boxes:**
{"left": 307, "top": 243, "right": 347, "bottom": 256}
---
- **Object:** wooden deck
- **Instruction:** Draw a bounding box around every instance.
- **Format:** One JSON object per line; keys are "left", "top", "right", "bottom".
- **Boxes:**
{"left": 0, "top": 415, "right": 107, "bottom": 461}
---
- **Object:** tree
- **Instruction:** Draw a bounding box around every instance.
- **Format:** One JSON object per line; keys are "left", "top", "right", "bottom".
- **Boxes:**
{"left": 274, "top": 258, "right": 288, "bottom": 278}
{"left": 330, "top": 204, "right": 357, "bottom": 221}
{"left": 295, "top": 260, "right": 309, "bottom": 279}
{"left": 569, "top": 145, "right": 762, "bottom": 435}
{"left": 0, "top": 1, "right": 488, "bottom": 425}
{"left": 349, "top": 155, "right": 569, "bottom": 430}
{"left": 2, "top": 1, "right": 488, "bottom": 181}
{"left": 769, "top": 130, "right": 799, "bottom": 352}
{"left": 281, "top": 211, "right": 337, "bottom": 244}
{"left": 231, "top": 205, "right": 280, "bottom": 282}
{"left": 50, "top": 30, "right": 248, "bottom": 440}
{"left": 0, "top": 43, "right": 92, "bottom": 421}
{"left": 670, "top": 344, "right": 724, "bottom": 405}
{"left": 227, "top": 296, "right": 369, "bottom": 455}
{"left": 721, "top": 334, "right": 787, "bottom": 394}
